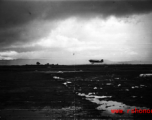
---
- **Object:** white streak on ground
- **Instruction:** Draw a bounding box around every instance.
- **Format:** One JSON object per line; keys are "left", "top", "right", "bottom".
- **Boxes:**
{"left": 77, "top": 92, "right": 149, "bottom": 118}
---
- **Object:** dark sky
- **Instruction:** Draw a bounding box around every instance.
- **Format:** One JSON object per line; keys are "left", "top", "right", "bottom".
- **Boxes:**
{"left": 0, "top": 0, "right": 152, "bottom": 64}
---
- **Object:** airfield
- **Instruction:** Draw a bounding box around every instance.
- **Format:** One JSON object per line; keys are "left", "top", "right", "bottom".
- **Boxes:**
{"left": 0, "top": 64, "right": 152, "bottom": 119}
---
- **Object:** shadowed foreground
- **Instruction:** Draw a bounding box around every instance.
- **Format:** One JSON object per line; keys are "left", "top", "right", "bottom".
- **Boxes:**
{"left": 0, "top": 65, "right": 152, "bottom": 119}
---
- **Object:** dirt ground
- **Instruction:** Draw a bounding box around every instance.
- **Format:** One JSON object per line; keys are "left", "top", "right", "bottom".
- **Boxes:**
{"left": 0, "top": 64, "right": 152, "bottom": 119}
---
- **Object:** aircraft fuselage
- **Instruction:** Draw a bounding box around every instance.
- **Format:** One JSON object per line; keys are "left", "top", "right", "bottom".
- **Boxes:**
{"left": 89, "top": 59, "right": 104, "bottom": 64}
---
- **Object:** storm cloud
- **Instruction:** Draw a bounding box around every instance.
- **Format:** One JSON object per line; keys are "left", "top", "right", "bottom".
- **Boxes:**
{"left": 1, "top": 1, "right": 152, "bottom": 45}
{"left": 1, "top": 0, "right": 152, "bottom": 28}
{"left": 0, "top": 0, "right": 152, "bottom": 64}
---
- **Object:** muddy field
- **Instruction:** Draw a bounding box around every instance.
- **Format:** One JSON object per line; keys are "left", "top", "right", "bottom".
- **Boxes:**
{"left": 0, "top": 65, "right": 152, "bottom": 120}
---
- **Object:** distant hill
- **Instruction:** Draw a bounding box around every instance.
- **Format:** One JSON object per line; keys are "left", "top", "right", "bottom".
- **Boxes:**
{"left": 101, "top": 59, "right": 152, "bottom": 65}
{"left": 0, "top": 59, "right": 152, "bottom": 66}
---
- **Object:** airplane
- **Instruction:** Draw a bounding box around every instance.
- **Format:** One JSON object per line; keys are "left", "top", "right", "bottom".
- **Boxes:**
{"left": 89, "top": 59, "right": 104, "bottom": 64}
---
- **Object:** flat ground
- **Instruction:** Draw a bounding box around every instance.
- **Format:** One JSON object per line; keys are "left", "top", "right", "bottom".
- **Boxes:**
{"left": 0, "top": 64, "right": 152, "bottom": 120}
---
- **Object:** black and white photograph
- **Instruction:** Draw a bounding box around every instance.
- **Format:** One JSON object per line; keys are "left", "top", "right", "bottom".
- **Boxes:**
{"left": 0, "top": 0, "right": 152, "bottom": 119}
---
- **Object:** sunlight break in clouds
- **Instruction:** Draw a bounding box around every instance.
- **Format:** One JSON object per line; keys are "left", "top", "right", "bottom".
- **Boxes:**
{"left": 33, "top": 16, "right": 141, "bottom": 62}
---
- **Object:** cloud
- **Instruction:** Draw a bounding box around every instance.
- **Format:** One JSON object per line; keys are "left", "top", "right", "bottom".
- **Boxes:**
{"left": 0, "top": 51, "right": 18, "bottom": 60}
{"left": 5, "top": 17, "right": 141, "bottom": 60}
{"left": 1, "top": 0, "right": 152, "bottom": 64}
{"left": 0, "top": 19, "right": 58, "bottom": 50}
{"left": 1, "top": 0, "right": 152, "bottom": 29}
{"left": 1, "top": 1, "right": 152, "bottom": 47}
{"left": 1, "top": 1, "right": 152, "bottom": 43}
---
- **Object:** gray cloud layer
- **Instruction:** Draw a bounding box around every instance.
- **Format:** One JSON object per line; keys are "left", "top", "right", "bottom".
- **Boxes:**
{"left": 1, "top": 1, "right": 152, "bottom": 28}
{"left": 0, "top": 0, "right": 152, "bottom": 52}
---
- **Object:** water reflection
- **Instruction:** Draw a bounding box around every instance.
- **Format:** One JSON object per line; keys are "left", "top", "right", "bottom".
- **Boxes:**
{"left": 77, "top": 92, "right": 149, "bottom": 118}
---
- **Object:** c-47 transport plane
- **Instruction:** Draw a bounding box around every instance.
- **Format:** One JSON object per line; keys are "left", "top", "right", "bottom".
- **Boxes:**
{"left": 89, "top": 59, "right": 104, "bottom": 64}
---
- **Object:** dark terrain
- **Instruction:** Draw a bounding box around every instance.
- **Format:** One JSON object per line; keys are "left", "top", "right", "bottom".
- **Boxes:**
{"left": 0, "top": 64, "right": 152, "bottom": 120}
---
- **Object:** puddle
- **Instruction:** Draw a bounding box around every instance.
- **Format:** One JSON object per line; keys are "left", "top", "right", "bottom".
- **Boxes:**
{"left": 96, "top": 101, "right": 149, "bottom": 118}
{"left": 77, "top": 93, "right": 112, "bottom": 99}
{"left": 77, "top": 92, "right": 149, "bottom": 118}
{"left": 53, "top": 76, "right": 64, "bottom": 80}
{"left": 125, "top": 89, "right": 129, "bottom": 91}
{"left": 140, "top": 84, "right": 147, "bottom": 88}
{"left": 131, "top": 86, "right": 139, "bottom": 89}
{"left": 94, "top": 87, "right": 97, "bottom": 89}
{"left": 88, "top": 92, "right": 95, "bottom": 95}
{"left": 140, "top": 74, "right": 152, "bottom": 77}
{"left": 63, "top": 81, "right": 72, "bottom": 86}
{"left": 132, "top": 96, "right": 137, "bottom": 98}
{"left": 106, "top": 83, "right": 112, "bottom": 85}
{"left": 58, "top": 71, "right": 64, "bottom": 73}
